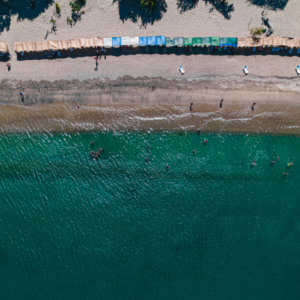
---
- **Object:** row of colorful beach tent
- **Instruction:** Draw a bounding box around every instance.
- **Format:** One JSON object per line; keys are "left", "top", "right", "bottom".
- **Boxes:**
{"left": 13, "top": 37, "right": 238, "bottom": 52}
{"left": 12, "top": 36, "right": 300, "bottom": 53}
{"left": 237, "top": 37, "right": 300, "bottom": 47}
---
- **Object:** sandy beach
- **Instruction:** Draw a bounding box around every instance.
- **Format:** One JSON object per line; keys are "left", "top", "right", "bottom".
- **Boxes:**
{"left": 1, "top": 0, "right": 300, "bottom": 133}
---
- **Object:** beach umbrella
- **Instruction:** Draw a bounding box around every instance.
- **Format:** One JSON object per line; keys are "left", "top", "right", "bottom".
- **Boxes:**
{"left": 156, "top": 36, "right": 166, "bottom": 46}
{"left": 147, "top": 36, "right": 157, "bottom": 46}
{"left": 192, "top": 37, "right": 202, "bottom": 46}
{"left": 184, "top": 38, "right": 193, "bottom": 46}
{"left": 139, "top": 37, "right": 147, "bottom": 46}
{"left": 112, "top": 37, "right": 121, "bottom": 47}
{"left": 103, "top": 38, "right": 112, "bottom": 48}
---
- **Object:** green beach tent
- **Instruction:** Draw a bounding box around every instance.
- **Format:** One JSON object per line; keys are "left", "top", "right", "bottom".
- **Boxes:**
{"left": 211, "top": 37, "right": 220, "bottom": 46}
{"left": 192, "top": 37, "right": 202, "bottom": 46}
{"left": 166, "top": 37, "right": 175, "bottom": 47}
{"left": 202, "top": 37, "right": 211, "bottom": 46}
{"left": 228, "top": 37, "right": 238, "bottom": 46}
{"left": 184, "top": 38, "right": 193, "bottom": 46}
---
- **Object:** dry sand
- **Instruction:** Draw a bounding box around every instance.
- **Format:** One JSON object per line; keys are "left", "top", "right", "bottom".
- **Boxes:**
{"left": 1, "top": 0, "right": 300, "bottom": 133}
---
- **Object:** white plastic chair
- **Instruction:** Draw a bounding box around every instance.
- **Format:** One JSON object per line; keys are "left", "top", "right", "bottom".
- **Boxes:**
{"left": 243, "top": 66, "right": 248, "bottom": 75}
{"left": 296, "top": 66, "right": 300, "bottom": 75}
{"left": 179, "top": 65, "right": 185, "bottom": 75}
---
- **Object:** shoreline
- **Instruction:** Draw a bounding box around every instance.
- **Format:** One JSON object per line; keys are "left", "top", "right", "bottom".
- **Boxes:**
{"left": 0, "top": 76, "right": 300, "bottom": 135}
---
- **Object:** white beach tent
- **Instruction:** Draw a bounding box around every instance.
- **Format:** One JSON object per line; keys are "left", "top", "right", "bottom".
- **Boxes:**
{"left": 121, "top": 36, "right": 131, "bottom": 46}
{"left": 104, "top": 38, "right": 112, "bottom": 48}
{"left": 130, "top": 37, "right": 139, "bottom": 47}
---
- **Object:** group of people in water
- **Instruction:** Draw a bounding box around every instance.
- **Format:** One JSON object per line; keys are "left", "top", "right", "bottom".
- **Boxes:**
{"left": 251, "top": 156, "right": 293, "bottom": 175}
{"left": 90, "top": 141, "right": 104, "bottom": 158}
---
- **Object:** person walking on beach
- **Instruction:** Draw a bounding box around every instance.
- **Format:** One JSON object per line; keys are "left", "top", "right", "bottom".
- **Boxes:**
{"left": 190, "top": 103, "right": 193, "bottom": 112}
{"left": 251, "top": 102, "right": 256, "bottom": 111}
{"left": 220, "top": 99, "right": 224, "bottom": 108}
{"left": 20, "top": 92, "right": 24, "bottom": 102}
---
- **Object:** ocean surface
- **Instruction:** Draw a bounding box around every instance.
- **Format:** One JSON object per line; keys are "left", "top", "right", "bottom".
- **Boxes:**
{"left": 0, "top": 131, "right": 300, "bottom": 300}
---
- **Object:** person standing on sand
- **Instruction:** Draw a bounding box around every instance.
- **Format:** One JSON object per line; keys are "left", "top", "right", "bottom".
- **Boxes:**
{"left": 251, "top": 102, "right": 256, "bottom": 111}
{"left": 220, "top": 99, "right": 224, "bottom": 108}
{"left": 190, "top": 103, "right": 193, "bottom": 111}
{"left": 20, "top": 92, "right": 24, "bottom": 102}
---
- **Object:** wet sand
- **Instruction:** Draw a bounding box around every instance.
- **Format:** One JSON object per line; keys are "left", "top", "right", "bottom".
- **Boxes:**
{"left": 0, "top": 76, "right": 300, "bottom": 134}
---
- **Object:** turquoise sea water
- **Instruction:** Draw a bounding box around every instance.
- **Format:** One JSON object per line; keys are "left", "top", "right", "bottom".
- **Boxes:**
{"left": 0, "top": 131, "right": 300, "bottom": 300}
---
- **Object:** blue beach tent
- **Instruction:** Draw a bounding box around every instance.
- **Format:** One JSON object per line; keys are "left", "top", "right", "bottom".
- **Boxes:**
{"left": 147, "top": 36, "right": 157, "bottom": 46}
{"left": 139, "top": 36, "right": 147, "bottom": 46}
{"left": 112, "top": 37, "right": 121, "bottom": 47}
{"left": 156, "top": 36, "right": 166, "bottom": 46}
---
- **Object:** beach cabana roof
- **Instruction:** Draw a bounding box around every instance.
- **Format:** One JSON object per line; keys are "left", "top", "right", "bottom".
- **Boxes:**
{"left": 112, "top": 37, "right": 121, "bottom": 47}
{"left": 130, "top": 37, "right": 139, "bottom": 46}
{"left": 219, "top": 37, "right": 228, "bottom": 45}
{"left": 184, "top": 38, "right": 193, "bottom": 46}
{"left": 202, "top": 37, "right": 211, "bottom": 46}
{"left": 86, "top": 38, "right": 95, "bottom": 48}
{"left": 68, "top": 39, "right": 78, "bottom": 49}
{"left": 237, "top": 38, "right": 246, "bottom": 47}
{"left": 103, "top": 38, "right": 112, "bottom": 48}
{"left": 166, "top": 37, "right": 175, "bottom": 47}
{"left": 211, "top": 37, "right": 220, "bottom": 46}
{"left": 192, "top": 37, "right": 202, "bottom": 46}
{"left": 174, "top": 37, "right": 184, "bottom": 46}
{"left": 262, "top": 37, "right": 273, "bottom": 46}
{"left": 121, "top": 36, "right": 131, "bottom": 46}
{"left": 139, "top": 37, "right": 147, "bottom": 46}
{"left": 42, "top": 41, "right": 50, "bottom": 50}
{"left": 49, "top": 40, "right": 58, "bottom": 50}
{"left": 79, "top": 38, "right": 86, "bottom": 48}
{"left": 147, "top": 36, "right": 157, "bottom": 46}
{"left": 227, "top": 37, "right": 237, "bottom": 46}
{"left": 156, "top": 36, "right": 166, "bottom": 46}
{"left": 33, "top": 41, "right": 43, "bottom": 52}
{"left": 95, "top": 38, "right": 104, "bottom": 47}
{"left": 244, "top": 38, "right": 263, "bottom": 47}
{"left": 24, "top": 42, "right": 33, "bottom": 52}
{"left": 14, "top": 42, "right": 23, "bottom": 52}
{"left": 0, "top": 42, "right": 8, "bottom": 53}
{"left": 288, "top": 38, "right": 300, "bottom": 48}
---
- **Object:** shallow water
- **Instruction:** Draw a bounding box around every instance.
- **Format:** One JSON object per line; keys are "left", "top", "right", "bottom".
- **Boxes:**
{"left": 0, "top": 131, "right": 300, "bottom": 300}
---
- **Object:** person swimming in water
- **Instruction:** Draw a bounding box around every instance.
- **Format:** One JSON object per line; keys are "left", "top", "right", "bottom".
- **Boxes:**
{"left": 147, "top": 145, "right": 150, "bottom": 149}
{"left": 166, "top": 164, "right": 169, "bottom": 169}
{"left": 270, "top": 160, "right": 275, "bottom": 164}
{"left": 283, "top": 173, "right": 289, "bottom": 176}
{"left": 252, "top": 160, "right": 257, "bottom": 166}
{"left": 287, "top": 162, "right": 293, "bottom": 167}
{"left": 204, "top": 139, "right": 207, "bottom": 145}
{"left": 277, "top": 157, "right": 280, "bottom": 160}
{"left": 193, "top": 150, "right": 196, "bottom": 154}
{"left": 91, "top": 141, "right": 94, "bottom": 145}
{"left": 198, "top": 129, "right": 201, "bottom": 135}
{"left": 145, "top": 157, "right": 148, "bottom": 162}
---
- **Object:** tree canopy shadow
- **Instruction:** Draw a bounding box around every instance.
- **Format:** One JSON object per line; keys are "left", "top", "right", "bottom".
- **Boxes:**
{"left": 204, "top": 0, "right": 234, "bottom": 20}
{"left": 113, "top": 0, "right": 167, "bottom": 28}
{"left": 0, "top": 0, "right": 54, "bottom": 33}
{"left": 177, "top": 0, "right": 199, "bottom": 13}
{"left": 246, "top": 0, "right": 289, "bottom": 10}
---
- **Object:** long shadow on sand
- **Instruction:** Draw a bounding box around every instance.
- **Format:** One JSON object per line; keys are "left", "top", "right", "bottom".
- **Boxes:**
{"left": 0, "top": 0, "right": 54, "bottom": 33}
{"left": 114, "top": 0, "right": 167, "bottom": 28}
{"left": 246, "top": 0, "right": 289, "bottom": 10}
{"left": 204, "top": 0, "right": 234, "bottom": 20}
{"left": 16, "top": 46, "right": 300, "bottom": 62}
